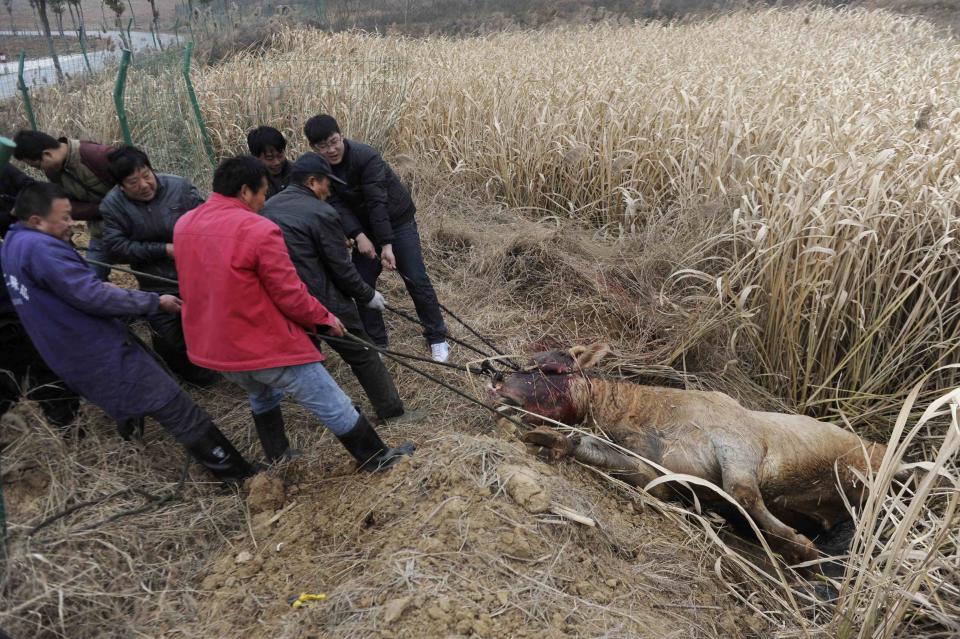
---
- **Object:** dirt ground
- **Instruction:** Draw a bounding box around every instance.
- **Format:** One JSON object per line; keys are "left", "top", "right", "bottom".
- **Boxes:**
{"left": 184, "top": 435, "right": 765, "bottom": 638}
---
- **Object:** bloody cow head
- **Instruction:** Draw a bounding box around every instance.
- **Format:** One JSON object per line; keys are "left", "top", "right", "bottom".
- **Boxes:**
{"left": 491, "top": 343, "right": 611, "bottom": 424}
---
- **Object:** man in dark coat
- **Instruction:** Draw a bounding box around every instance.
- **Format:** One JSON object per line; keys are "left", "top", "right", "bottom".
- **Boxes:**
{"left": 174, "top": 156, "right": 413, "bottom": 470}
{"left": 0, "top": 163, "right": 80, "bottom": 429}
{"left": 12, "top": 130, "right": 116, "bottom": 280}
{"left": 0, "top": 183, "right": 255, "bottom": 482}
{"left": 247, "top": 126, "right": 291, "bottom": 199}
{"left": 262, "top": 152, "right": 422, "bottom": 428}
{"left": 100, "top": 145, "right": 217, "bottom": 386}
{"left": 304, "top": 114, "right": 451, "bottom": 362}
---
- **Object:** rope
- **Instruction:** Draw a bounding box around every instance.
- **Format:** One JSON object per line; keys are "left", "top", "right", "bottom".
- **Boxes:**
{"left": 28, "top": 455, "right": 192, "bottom": 540}
{"left": 73, "top": 244, "right": 179, "bottom": 286}
{"left": 72, "top": 245, "right": 519, "bottom": 376}
{"left": 320, "top": 334, "right": 494, "bottom": 377}
{"left": 336, "top": 330, "right": 525, "bottom": 430}
{"left": 392, "top": 269, "right": 521, "bottom": 370}
{"left": 383, "top": 304, "right": 509, "bottom": 376}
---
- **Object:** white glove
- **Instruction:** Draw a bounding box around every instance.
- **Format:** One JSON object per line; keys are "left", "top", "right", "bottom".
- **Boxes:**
{"left": 366, "top": 291, "right": 386, "bottom": 311}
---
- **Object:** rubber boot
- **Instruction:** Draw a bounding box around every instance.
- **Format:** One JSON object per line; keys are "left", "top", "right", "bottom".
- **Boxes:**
{"left": 116, "top": 416, "right": 145, "bottom": 441}
{"left": 336, "top": 413, "right": 415, "bottom": 472}
{"left": 184, "top": 425, "right": 257, "bottom": 484}
{"left": 252, "top": 406, "right": 301, "bottom": 463}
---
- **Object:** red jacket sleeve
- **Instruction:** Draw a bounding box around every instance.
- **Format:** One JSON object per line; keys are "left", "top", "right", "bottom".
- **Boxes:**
{"left": 254, "top": 222, "right": 338, "bottom": 329}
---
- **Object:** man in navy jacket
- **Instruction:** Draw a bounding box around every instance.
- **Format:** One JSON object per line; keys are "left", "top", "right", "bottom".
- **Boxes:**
{"left": 0, "top": 183, "right": 255, "bottom": 483}
{"left": 1, "top": 163, "right": 80, "bottom": 429}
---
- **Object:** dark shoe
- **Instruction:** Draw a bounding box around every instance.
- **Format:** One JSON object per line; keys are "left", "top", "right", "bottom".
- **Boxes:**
{"left": 336, "top": 413, "right": 415, "bottom": 472}
{"left": 252, "top": 406, "right": 300, "bottom": 463}
{"left": 185, "top": 425, "right": 257, "bottom": 483}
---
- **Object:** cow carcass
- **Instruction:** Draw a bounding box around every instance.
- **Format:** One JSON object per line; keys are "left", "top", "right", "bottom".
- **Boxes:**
{"left": 490, "top": 343, "right": 888, "bottom": 564}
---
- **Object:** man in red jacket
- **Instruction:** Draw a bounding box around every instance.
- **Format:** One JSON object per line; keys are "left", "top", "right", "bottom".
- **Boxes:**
{"left": 174, "top": 156, "right": 414, "bottom": 470}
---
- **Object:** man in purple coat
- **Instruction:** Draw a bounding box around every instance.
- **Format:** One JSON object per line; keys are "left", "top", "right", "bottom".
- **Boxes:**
{"left": 0, "top": 183, "right": 256, "bottom": 483}
{"left": 1, "top": 163, "right": 80, "bottom": 429}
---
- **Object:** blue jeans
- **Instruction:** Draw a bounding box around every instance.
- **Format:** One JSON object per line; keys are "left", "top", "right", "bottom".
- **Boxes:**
{"left": 86, "top": 236, "right": 112, "bottom": 281}
{"left": 353, "top": 220, "right": 448, "bottom": 347}
{"left": 222, "top": 361, "right": 358, "bottom": 436}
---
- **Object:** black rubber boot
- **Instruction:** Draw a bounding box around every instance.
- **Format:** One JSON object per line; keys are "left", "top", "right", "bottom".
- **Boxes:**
{"left": 336, "top": 413, "right": 415, "bottom": 472}
{"left": 116, "top": 416, "right": 145, "bottom": 441}
{"left": 252, "top": 406, "right": 299, "bottom": 463}
{"left": 184, "top": 425, "right": 257, "bottom": 484}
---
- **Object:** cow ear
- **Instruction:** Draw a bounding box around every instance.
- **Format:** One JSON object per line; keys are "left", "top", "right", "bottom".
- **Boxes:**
{"left": 571, "top": 343, "right": 611, "bottom": 369}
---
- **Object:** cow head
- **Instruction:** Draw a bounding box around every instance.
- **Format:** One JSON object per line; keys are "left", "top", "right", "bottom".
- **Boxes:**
{"left": 490, "top": 343, "right": 611, "bottom": 424}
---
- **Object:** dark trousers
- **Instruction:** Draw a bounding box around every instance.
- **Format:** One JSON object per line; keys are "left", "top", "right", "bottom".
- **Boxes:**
{"left": 353, "top": 220, "right": 448, "bottom": 347}
{"left": 320, "top": 325, "right": 403, "bottom": 419}
{"left": 147, "top": 309, "right": 219, "bottom": 387}
{"left": 146, "top": 388, "right": 215, "bottom": 445}
{"left": 0, "top": 322, "right": 80, "bottom": 427}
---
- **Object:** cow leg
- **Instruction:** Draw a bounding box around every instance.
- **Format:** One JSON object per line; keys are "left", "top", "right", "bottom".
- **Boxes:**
{"left": 568, "top": 436, "right": 673, "bottom": 500}
{"left": 522, "top": 430, "right": 671, "bottom": 499}
{"left": 722, "top": 471, "right": 818, "bottom": 565}
{"left": 522, "top": 427, "right": 574, "bottom": 461}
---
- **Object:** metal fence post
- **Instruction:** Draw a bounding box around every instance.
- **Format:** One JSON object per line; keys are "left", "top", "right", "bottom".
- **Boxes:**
{"left": 78, "top": 26, "right": 93, "bottom": 73}
{"left": 113, "top": 49, "right": 133, "bottom": 145}
{"left": 182, "top": 42, "right": 216, "bottom": 166}
{"left": 17, "top": 52, "right": 37, "bottom": 131}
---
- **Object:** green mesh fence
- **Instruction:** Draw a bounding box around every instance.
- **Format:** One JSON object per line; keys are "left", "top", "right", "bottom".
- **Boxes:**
{"left": 121, "top": 46, "right": 215, "bottom": 186}
{"left": 2, "top": 41, "right": 407, "bottom": 191}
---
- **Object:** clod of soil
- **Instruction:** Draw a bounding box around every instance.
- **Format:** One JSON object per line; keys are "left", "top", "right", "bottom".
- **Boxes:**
{"left": 246, "top": 472, "right": 286, "bottom": 514}
{"left": 500, "top": 463, "right": 551, "bottom": 513}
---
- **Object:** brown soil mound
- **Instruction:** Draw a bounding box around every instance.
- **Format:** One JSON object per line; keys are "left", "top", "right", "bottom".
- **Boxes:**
{"left": 177, "top": 433, "right": 764, "bottom": 638}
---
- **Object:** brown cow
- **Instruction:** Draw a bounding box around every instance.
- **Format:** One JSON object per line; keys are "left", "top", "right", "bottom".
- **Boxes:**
{"left": 490, "top": 343, "right": 888, "bottom": 564}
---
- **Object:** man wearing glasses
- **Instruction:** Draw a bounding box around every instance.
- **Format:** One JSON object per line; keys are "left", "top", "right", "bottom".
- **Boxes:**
{"left": 303, "top": 114, "right": 451, "bottom": 363}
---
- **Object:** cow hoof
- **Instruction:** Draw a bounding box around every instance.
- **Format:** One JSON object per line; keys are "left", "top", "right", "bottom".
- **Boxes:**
{"left": 522, "top": 428, "right": 573, "bottom": 461}
{"left": 783, "top": 535, "right": 819, "bottom": 565}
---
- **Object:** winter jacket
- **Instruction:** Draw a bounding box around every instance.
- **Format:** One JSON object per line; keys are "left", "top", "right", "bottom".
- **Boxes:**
{"left": 1, "top": 164, "right": 35, "bottom": 230}
{"left": 101, "top": 174, "right": 204, "bottom": 293}
{"left": 0, "top": 165, "right": 37, "bottom": 324}
{"left": 46, "top": 138, "right": 116, "bottom": 237}
{"left": 262, "top": 184, "right": 375, "bottom": 328}
{"left": 327, "top": 139, "right": 416, "bottom": 246}
{"left": 1, "top": 223, "right": 181, "bottom": 421}
{"left": 173, "top": 193, "right": 339, "bottom": 372}
{"left": 266, "top": 161, "right": 292, "bottom": 200}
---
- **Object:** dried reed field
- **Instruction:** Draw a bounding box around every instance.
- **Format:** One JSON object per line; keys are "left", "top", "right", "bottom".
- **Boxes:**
{"left": 2, "top": 6, "right": 959, "bottom": 638}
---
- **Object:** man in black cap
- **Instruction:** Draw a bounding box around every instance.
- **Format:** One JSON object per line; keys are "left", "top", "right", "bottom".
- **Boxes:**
{"left": 261, "top": 152, "right": 423, "bottom": 432}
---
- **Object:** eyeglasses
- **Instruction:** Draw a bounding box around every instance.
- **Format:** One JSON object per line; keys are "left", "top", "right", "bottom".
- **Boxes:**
{"left": 312, "top": 134, "right": 342, "bottom": 153}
